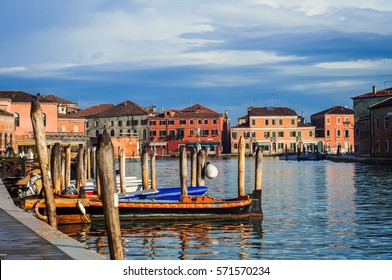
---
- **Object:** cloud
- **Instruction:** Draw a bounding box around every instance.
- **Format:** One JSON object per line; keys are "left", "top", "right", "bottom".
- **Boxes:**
{"left": 0, "top": 66, "right": 27, "bottom": 74}
{"left": 316, "top": 59, "right": 392, "bottom": 70}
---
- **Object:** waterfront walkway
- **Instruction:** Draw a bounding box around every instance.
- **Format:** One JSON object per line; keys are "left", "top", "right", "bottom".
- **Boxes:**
{"left": 0, "top": 179, "right": 105, "bottom": 260}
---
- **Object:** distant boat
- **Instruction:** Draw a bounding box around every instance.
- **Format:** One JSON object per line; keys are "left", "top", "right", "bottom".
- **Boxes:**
{"left": 279, "top": 152, "right": 326, "bottom": 161}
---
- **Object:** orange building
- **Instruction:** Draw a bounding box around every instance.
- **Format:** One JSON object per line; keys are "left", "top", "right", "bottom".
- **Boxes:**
{"left": 147, "top": 104, "right": 230, "bottom": 156}
{"left": 311, "top": 106, "right": 354, "bottom": 154}
{"left": 0, "top": 91, "right": 88, "bottom": 154}
{"left": 231, "top": 106, "right": 316, "bottom": 155}
{"left": 0, "top": 109, "right": 14, "bottom": 153}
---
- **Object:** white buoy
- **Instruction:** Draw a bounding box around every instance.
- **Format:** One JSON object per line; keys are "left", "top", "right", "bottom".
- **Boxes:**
{"left": 204, "top": 161, "right": 218, "bottom": 179}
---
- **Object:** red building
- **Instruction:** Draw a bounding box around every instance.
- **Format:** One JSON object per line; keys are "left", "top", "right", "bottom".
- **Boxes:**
{"left": 311, "top": 106, "right": 354, "bottom": 154}
{"left": 147, "top": 104, "right": 230, "bottom": 156}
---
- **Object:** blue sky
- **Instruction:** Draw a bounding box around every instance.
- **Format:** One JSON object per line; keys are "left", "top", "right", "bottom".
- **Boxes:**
{"left": 1, "top": 0, "right": 392, "bottom": 122}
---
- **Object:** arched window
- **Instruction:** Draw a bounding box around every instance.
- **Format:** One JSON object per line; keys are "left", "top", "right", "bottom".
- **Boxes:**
{"left": 119, "top": 129, "right": 123, "bottom": 136}
{"left": 127, "top": 129, "right": 131, "bottom": 136}
{"left": 42, "top": 113, "right": 47, "bottom": 126}
{"left": 110, "top": 129, "right": 115, "bottom": 136}
{"left": 95, "top": 130, "right": 99, "bottom": 137}
{"left": 103, "top": 129, "right": 107, "bottom": 134}
{"left": 14, "top": 113, "right": 20, "bottom": 127}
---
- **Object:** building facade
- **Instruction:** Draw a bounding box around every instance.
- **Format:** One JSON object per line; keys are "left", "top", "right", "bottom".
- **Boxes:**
{"left": 147, "top": 104, "right": 230, "bottom": 156}
{"left": 311, "top": 106, "right": 355, "bottom": 154}
{"left": 231, "top": 106, "right": 316, "bottom": 155}
{"left": 352, "top": 86, "right": 392, "bottom": 156}
{"left": 368, "top": 97, "right": 392, "bottom": 157}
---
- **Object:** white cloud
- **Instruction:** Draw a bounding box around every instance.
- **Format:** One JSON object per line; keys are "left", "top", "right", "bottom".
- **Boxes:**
{"left": 316, "top": 59, "right": 392, "bottom": 70}
{"left": 0, "top": 66, "right": 27, "bottom": 74}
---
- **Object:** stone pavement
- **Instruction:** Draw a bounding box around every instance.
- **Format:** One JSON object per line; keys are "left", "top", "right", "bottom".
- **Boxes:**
{"left": 0, "top": 179, "right": 105, "bottom": 260}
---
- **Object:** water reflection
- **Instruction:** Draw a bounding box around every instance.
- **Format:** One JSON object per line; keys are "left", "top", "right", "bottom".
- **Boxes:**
{"left": 58, "top": 158, "right": 392, "bottom": 259}
{"left": 59, "top": 220, "right": 264, "bottom": 260}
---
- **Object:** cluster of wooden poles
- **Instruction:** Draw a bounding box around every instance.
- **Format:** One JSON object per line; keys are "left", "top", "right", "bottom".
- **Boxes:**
{"left": 31, "top": 100, "right": 263, "bottom": 260}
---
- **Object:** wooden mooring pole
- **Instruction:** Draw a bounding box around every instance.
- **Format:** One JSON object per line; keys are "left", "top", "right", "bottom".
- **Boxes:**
{"left": 196, "top": 149, "right": 206, "bottom": 186}
{"left": 31, "top": 99, "right": 57, "bottom": 228}
{"left": 51, "top": 143, "right": 62, "bottom": 194}
{"left": 151, "top": 149, "right": 157, "bottom": 190}
{"left": 179, "top": 146, "right": 188, "bottom": 197}
{"left": 96, "top": 133, "right": 124, "bottom": 260}
{"left": 238, "top": 136, "right": 245, "bottom": 197}
{"left": 255, "top": 146, "right": 263, "bottom": 191}
{"left": 64, "top": 146, "right": 71, "bottom": 189}
{"left": 119, "top": 148, "right": 126, "bottom": 193}
{"left": 141, "top": 147, "right": 149, "bottom": 190}
{"left": 191, "top": 147, "right": 197, "bottom": 187}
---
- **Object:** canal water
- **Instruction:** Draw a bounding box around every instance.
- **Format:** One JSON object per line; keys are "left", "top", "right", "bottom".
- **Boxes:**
{"left": 58, "top": 157, "right": 392, "bottom": 260}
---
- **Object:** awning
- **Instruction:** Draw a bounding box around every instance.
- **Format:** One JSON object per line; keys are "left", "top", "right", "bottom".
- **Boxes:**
{"left": 187, "top": 142, "right": 220, "bottom": 147}
{"left": 256, "top": 142, "right": 270, "bottom": 146}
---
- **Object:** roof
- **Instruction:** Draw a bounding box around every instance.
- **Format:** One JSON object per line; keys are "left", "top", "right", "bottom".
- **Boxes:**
{"left": 352, "top": 87, "right": 392, "bottom": 100}
{"left": 0, "top": 109, "right": 14, "bottom": 117}
{"left": 311, "top": 106, "right": 354, "bottom": 116}
{"left": 248, "top": 106, "right": 297, "bottom": 117}
{"left": 57, "top": 112, "right": 85, "bottom": 119}
{"left": 154, "top": 104, "right": 221, "bottom": 119}
{"left": 72, "top": 104, "right": 115, "bottom": 118}
{"left": 0, "top": 90, "right": 56, "bottom": 103}
{"left": 42, "top": 94, "right": 78, "bottom": 105}
{"left": 97, "top": 100, "right": 148, "bottom": 117}
{"left": 369, "top": 96, "right": 392, "bottom": 109}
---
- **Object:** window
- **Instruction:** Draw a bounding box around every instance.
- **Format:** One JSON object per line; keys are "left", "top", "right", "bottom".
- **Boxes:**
{"left": 198, "top": 119, "right": 202, "bottom": 125}
{"left": 141, "top": 120, "right": 147, "bottom": 125}
{"left": 243, "top": 131, "right": 250, "bottom": 138}
{"left": 252, "top": 119, "right": 256, "bottom": 126}
{"left": 126, "top": 120, "right": 131, "bottom": 126}
{"left": 232, "top": 132, "right": 238, "bottom": 139}
{"left": 345, "top": 129, "right": 350, "bottom": 138}
{"left": 95, "top": 121, "right": 99, "bottom": 127}
{"left": 14, "top": 113, "right": 20, "bottom": 127}
{"left": 119, "top": 129, "right": 123, "bottom": 136}
{"left": 309, "top": 131, "right": 313, "bottom": 137}
{"left": 190, "top": 120, "right": 194, "bottom": 125}
{"left": 264, "top": 132, "right": 270, "bottom": 138}
{"left": 212, "top": 130, "right": 218, "bottom": 136}
{"left": 133, "top": 120, "right": 139, "bottom": 126}
{"left": 118, "top": 120, "right": 122, "bottom": 126}
{"left": 385, "top": 140, "right": 390, "bottom": 151}
{"left": 150, "top": 120, "right": 156, "bottom": 126}
{"left": 385, "top": 117, "right": 389, "bottom": 129}
{"left": 291, "top": 119, "right": 295, "bottom": 125}
{"left": 278, "top": 143, "right": 284, "bottom": 149}
{"left": 168, "top": 120, "right": 174, "bottom": 125}
{"left": 326, "top": 130, "right": 330, "bottom": 137}
{"left": 95, "top": 130, "right": 99, "bottom": 137}
{"left": 252, "top": 131, "right": 256, "bottom": 137}
{"left": 110, "top": 129, "right": 115, "bottom": 136}
{"left": 86, "top": 122, "right": 89, "bottom": 128}
{"left": 272, "top": 131, "right": 276, "bottom": 137}
{"left": 265, "top": 119, "right": 269, "bottom": 125}
{"left": 234, "top": 143, "right": 238, "bottom": 150}
{"left": 376, "top": 140, "right": 380, "bottom": 151}
{"left": 149, "top": 130, "right": 156, "bottom": 137}
{"left": 213, "top": 119, "right": 217, "bottom": 124}
{"left": 279, "top": 119, "right": 283, "bottom": 125}
{"left": 337, "top": 117, "right": 341, "bottom": 124}
{"left": 203, "top": 129, "right": 209, "bottom": 136}
{"left": 170, "top": 130, "right": 175, "bottom": 137}
{"left": 160, "top": 120, "right": 166, "bottom": 125}
{"left": 204, "top": 119, "right": 208, "bottom": 125}
{"left": 180, "top": 120, "right": 186, "bottom": 125}
{"left": 190, "top": 130, "right": 194, "bottom": 136}
{"left": 160, "top": 130, "right": 166, "bottom": 137}
{"left": 278, "top": 131, "right": 284, "bottom": 137}
{"left": 42, "top": 113, "right": 46, "bottom": 126}
{"left": 290, "top": 131, "right": 296, "bottom": 137}
{"left": 166, "top": 111, "right": 170, "bottom": 116}
{"left": 127, "top": 129, "right": 131, "bottom": 136}
{"left": 326, "top": 117, "right": 330, "bottom": 124}
{"left": 337, "top": 129, "right": 341, "bottom": 137}
{"left": 376, "top": 117, "right": 380, "bottom": 129}
{"left": 272, "top": 119, "right": 276, "bottom": 125}
{"left": 110, "top": 121, "right": 114, "bottom": 127}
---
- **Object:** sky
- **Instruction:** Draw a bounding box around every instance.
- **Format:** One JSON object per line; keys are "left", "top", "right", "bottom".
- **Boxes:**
{"left": 1, "top": 0, "right": 392, "bottom": 123}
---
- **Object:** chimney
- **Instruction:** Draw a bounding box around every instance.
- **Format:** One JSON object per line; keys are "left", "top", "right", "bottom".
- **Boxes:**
{"left": 372, "top": 86, "right": 377, "bottom": 95}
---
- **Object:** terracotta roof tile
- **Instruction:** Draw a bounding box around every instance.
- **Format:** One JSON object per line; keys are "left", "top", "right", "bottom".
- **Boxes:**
{"left": 0, "top": 90, "right": 56, "bottom": 103}
{"left": 352, "top": 87, "right": 392, "bottom": 99}
{"left": 169, "top": 104, "right": 220, "bottom": 118}
{"left": 311, "top": 106, "right": 354, "bottom": 116}
{"left": 43, "top": 94, "right": 78, "bottom": 105}
{"left": 98, "top": 100, "right": 148, "bottom": 117}
{"left": 248, "top": 106, "right": 297, "bottom": 117}
{"left": 73, "top": 104, "right": 115, "bottom": 117}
